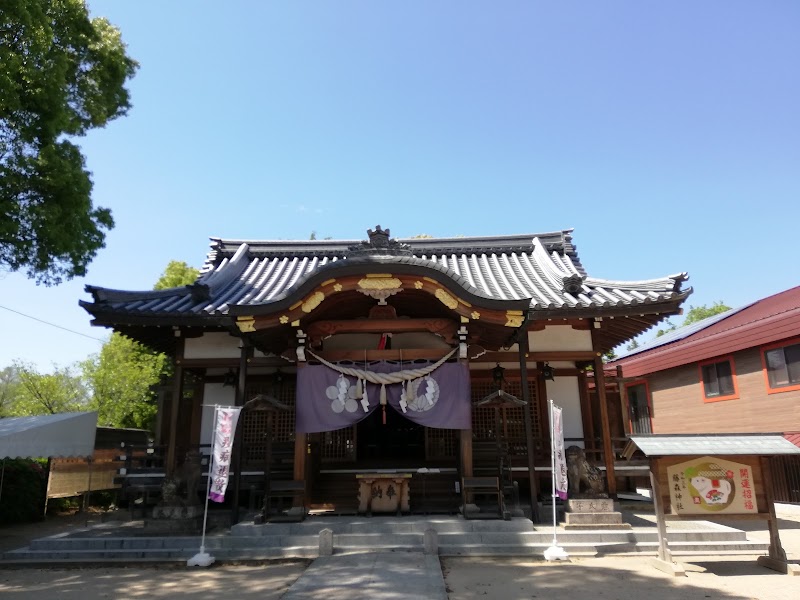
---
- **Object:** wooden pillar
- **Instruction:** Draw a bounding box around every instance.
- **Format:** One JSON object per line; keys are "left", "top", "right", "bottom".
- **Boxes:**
{"left": 578, "top": 369, "right": 595, "bottom": 453}
{"left": 460, "top": 430, "right": 473, "bottom": 477}
{"left": 262, "top": 411, "right": 274, "bottom": 521}
{"left": 592, "top": 354, "right": 617, "bottom": 497}
{"left": 518, "top": 333, "right": 540, "bottom": 522}
{"left": 231, "top": 339, "right": 251, "bottom": 525}
{"left": 760, "top": 456, "right": 788, "bottom": 564}
{"left": 166, "top": 337, "right": 185, "bottom": 476}
{"left": 293, "top": 433, "right": 307, "bottom": 481}
{"left": 649, "top": 459, "right": 671, "bottom": 562}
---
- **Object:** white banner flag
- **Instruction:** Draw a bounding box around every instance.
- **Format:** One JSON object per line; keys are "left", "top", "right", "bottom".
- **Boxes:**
{"left": 552, "top": 403, "right": 568, "bottom": 500}
{"left": 208, "top": 407, "right": 241, "bottom": 503}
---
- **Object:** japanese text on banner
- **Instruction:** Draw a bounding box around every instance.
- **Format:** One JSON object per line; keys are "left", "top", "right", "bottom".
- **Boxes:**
{"left": 209, "top": 407, "right": 241, "bottom": 503}
{"left": 552, "top": 402, "right": 568, "bottom": 500}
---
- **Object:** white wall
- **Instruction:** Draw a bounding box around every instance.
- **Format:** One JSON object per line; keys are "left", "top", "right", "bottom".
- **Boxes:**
{"left": 184, "top": 332, "right": 240, "bottom": 358}
{"left": 199, "top": 383, "right": 236, "bottom": 450}
{"left": 545, "top": 376, "right": 584, "bottom": 446}
{"left": 529, "top": 326, "right": 592, "bottom": 351}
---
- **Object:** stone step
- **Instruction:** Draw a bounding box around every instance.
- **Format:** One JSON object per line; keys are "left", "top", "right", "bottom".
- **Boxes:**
{"left": 231, "top": 517, "right": 533, "bottom": 536}
{"left": 635, "top": 540, "right": 771, "bottom": 554}
{"left": 439, "top": 542, "right": 601, "bottom": 557}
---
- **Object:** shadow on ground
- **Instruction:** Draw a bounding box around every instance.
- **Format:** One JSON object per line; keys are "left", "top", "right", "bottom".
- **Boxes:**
{"left": 0, "top": 564, "right": 308, "bottom": 599}
{"left": 441, "top": 556, "right": 800, "bottom": 600}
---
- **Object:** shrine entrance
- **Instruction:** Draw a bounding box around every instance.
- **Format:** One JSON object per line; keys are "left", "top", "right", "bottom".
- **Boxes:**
{"left": 356, "top": 403, "right": 425, "bottom": 462}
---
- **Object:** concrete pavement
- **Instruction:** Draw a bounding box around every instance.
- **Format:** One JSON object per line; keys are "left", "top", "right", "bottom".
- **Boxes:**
{"left": 281, "top": 552, "right": 448, "bottom": 600}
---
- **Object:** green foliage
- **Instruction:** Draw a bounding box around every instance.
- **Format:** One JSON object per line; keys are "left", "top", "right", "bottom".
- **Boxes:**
{"left": 655, "top": 319, "right": 677, "bottom": 337}
{"left": 10, "top": 362, "right": 88, "bottom": 415}
{"left": 682, "top": 301, "right": 731, "bottom": 326}
{"left": 81, "top": 333, "right": 168, "bottom": 429}
{"left": 0, "top": 0, "right": 137, "bottom": 284}
{"left": 0, "top": 365, "right": 20, "bottom": 416}
{"left": 654, "top": 302, "right": 732, "bottom": 337}
{"left": 153, "top": 260, "right": 199, "bottom": 290}
{"left": 626, "top": 339, "right": 640, "bottom": 351}
{"left": 0, "top": 459, "right": 47, "bottom": 524}
{"left": 81, "top": 259, "right": 197, "bottom": 429}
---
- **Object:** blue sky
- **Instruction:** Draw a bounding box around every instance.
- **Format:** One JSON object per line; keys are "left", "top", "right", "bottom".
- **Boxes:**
{"left": 2, "top": 1, "right": 799, "bottom": 371}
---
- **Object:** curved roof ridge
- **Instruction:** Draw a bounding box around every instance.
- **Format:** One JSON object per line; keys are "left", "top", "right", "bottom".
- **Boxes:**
{"left": 531, "top": 237, "right": 572, "bottom": 289}
{"left": 584, "top": 272, "right": 688, "bottom": 292}
{"left": 203, "top": 229, "right": 580, "bottom": 268}
{"left": 84, "top": 284, "right": 193, "bottom": 304}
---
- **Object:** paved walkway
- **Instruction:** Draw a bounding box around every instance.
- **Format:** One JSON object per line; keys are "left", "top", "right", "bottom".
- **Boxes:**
{"left": 281, "top": 552, "right": 448, "bottom": 600}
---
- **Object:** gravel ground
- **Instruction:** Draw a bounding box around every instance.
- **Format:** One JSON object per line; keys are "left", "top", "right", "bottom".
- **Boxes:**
{"left": 1, "top": 507, "right": 799, "bottom": 599}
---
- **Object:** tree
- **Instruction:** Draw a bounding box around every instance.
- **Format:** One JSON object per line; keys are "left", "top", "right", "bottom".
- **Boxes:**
{"left": 82, "top": 333, "right": 168, "bottom": 429}
{"left": 1, "top": 1, "right": 138, "bottom": 284}
{"left": 153, "top": 260, "right": 199, "bottom": 290}
{"left": 0, "top": 365, "right": 20, "bottom": 416}
{"left": 682, "top": 301, "right": 731, "bottom": 326}
{"left": 655, "top": 319, "right": 677, "bottom": 337}
{"left": 655, "top": 301, "right": 732, "bottom": 337}
{"left": 82, "top": 260, "right": 198, "bottom": 429}
{"left": 626, "top": 339, "right": 640, "bottom": 351}
{"left": 10, "top": 362, "right": 88, "bottom": 415}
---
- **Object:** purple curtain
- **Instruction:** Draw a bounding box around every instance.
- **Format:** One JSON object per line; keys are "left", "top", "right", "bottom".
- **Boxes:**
{"left": 295, "top": 361, "right": 471, "bottom": 433}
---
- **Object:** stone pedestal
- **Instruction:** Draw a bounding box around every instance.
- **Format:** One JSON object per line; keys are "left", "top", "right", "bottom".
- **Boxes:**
{"left": 146, "top": 504, "right": 204, "bottom": 534}
{"left": 356, "top": 473, "right": 411, "bottom": 514}
{"left": 152, "top": 504, "right": 204, "bottom": 519}
{"left": 564, "top": 498, "right": 631, "bottom": 530}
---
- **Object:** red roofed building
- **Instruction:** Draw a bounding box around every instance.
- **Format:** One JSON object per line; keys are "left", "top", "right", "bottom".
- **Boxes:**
{"left": 608, "top": 286, "right": 800, "bottom": 437}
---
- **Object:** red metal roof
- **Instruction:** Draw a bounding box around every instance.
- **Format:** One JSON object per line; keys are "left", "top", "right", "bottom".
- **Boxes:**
{"left": 611, "top": 286, "right": 800, "bottom": 378}
{"left": 785, "top": 433, "right": 800, "bottom": 449}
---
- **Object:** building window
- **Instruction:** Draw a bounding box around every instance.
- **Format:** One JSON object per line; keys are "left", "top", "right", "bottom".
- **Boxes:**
{"left": 625, "top": 381, "right": 652, "bottom": 434}
{"left": 698, "top": 357, "right": 738, "bottom": 402}
{"left": 762, "top": 339, "right": 800, "bottom": 393}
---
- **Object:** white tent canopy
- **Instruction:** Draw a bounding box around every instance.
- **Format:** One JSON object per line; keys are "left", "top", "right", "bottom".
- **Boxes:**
{"left": 0, "top": 412, "right": 97, "bottom": 458}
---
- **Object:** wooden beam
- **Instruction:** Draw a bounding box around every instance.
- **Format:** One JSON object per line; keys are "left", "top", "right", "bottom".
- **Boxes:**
{"left": 470, "top": 368, "right": 582, "bottom": 379}
{"left": 176, "top": 356, "right": 291, "bottom": 368}
{"left": 312, "top": 349, "right": 451, "bottom": 362}
{"left": 470, "top": 350, "right": 601, "bottom": 363}
{"left": 308, "top": 317, "right": 458, "bottom": 340}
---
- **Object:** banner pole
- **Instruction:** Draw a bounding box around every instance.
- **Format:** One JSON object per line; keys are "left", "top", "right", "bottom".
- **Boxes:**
{"left": 544, "top": 398, "right": 569, "bottom": 561}
{"left": 188, "top": 404, "right": 219, "bottom": 567}
{"left": 550, "top": 399, "right": 557, "bottom": 544}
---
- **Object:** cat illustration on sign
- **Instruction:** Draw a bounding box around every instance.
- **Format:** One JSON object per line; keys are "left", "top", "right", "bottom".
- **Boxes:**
{"left": 690, "top": 475, "right": 732, "bottom": 504}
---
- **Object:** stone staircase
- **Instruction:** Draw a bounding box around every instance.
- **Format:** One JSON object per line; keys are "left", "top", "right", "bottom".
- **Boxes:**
{"left": 1, "top": 516, "right": 770, "bottom": 564}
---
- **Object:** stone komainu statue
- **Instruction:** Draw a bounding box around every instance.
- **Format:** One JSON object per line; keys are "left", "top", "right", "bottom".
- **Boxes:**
{"left": 566, "top": 445, "right": 607, "bottom": 498}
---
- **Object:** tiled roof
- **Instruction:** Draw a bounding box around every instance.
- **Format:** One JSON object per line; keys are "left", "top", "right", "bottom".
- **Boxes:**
{"left": 609, "top": 286, "right": 800, "bottom": 377}
{"left": 82, "top": 229, "right": 690, "bottom": 320}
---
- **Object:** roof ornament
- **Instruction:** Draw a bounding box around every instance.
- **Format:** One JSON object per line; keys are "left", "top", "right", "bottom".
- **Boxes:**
{"left": 561, "top": 274, "right": 585, "bottom": 295}
{"left": 346, "top": 225, "right": 413, "bottom": 257}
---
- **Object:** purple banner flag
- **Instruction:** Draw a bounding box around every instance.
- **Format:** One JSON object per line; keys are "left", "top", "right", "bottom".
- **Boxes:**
{"left": 296, "top": 361, "right": 471, "bottom": 433}
{"left": 209, "top": 407, "right": 241, "bottom": 503}
{"left": 552, "top": 403, "right": 568, "bottom": 500}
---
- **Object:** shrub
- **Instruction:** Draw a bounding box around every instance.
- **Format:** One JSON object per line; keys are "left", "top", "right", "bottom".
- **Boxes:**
{"left": 0, "top": 459, "right": 47, "bottom": 524}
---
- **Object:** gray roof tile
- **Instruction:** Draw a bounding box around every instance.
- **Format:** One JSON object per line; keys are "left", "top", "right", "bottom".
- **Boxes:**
{"left": 83, "top": 230, "right": 690, "bottom": 319}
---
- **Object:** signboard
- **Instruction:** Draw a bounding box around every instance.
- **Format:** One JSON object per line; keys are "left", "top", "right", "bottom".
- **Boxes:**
{"left": 667, "top": 455, "right": 758, "bottom": 515}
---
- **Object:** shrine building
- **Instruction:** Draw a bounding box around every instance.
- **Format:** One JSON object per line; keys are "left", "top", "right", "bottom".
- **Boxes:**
{"left": 81, "top": 226, "right": 691, "bottom": 520}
